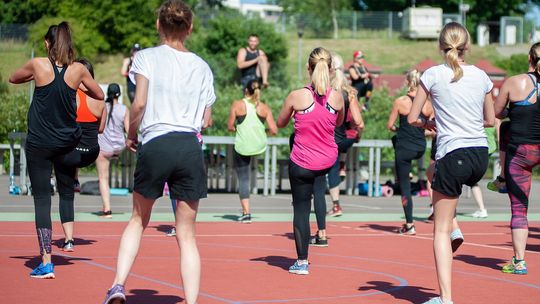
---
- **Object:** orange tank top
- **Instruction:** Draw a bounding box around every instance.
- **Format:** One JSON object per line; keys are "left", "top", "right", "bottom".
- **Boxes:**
{"left": 76, "top": 89, "right": 98, "bottom": 122}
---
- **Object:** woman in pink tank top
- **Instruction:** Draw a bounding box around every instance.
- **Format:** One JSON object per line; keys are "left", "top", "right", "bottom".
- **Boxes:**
{"left": 277, "top": 47, "right": 344, "bottom": 275}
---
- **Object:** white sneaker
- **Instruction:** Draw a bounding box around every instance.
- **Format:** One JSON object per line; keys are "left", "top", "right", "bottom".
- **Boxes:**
{"left": 472, "top": 209, "right": 488, "bottom": 218}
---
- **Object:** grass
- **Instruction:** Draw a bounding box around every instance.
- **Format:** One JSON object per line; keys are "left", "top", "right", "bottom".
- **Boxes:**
{"left": 0, "top": 40, "right": 33, "bottom": 92}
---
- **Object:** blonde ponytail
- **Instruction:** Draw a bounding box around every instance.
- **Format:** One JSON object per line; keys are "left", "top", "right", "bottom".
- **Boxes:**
{"left": 244, "top": 79, "right": 261, "bottom": 104}
{"left": 308, "top": 47, "right": 332, "bottom": 95}
{"left": 331, "top": 52, "right": 354, "bottom": 96}
{"left": 406, "top": 69, "right": 421, "bottom": 92}
{"left": 439, "top": 22, "right": 469, "bottom": 82}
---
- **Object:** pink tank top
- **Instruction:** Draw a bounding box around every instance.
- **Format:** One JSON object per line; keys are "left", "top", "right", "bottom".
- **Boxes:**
{"left": 290, "top": 86, "right": 338, "bottom": 170}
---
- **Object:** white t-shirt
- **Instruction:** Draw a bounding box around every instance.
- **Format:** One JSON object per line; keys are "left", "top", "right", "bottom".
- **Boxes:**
{"left": 421, "top": 64, "right": 493, "bottom": 160}
{"left": 129, "top": 44, "right": 216, "bottom": 144}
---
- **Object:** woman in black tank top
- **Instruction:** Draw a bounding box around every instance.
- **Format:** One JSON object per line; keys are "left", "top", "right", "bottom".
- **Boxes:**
{"left": 9, "top": 22, "right": 103, "bottom": 279}
{"left": 387, "top": 70, "right": 432, "bottom": 235}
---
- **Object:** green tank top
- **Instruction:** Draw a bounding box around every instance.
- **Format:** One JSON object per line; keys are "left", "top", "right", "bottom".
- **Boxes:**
{"left": 485, "top": 127, "right": 497, "bottom": 155}
{"left": 234, "top": 99, "right": 267, "bottom": 156}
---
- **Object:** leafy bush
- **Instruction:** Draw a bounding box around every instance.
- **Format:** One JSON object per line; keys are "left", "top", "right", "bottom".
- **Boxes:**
{"left": 189, "top": 13, "right": 289, "bottom": 88}
{"left": 495, "top": 54, "right": 528, "bottom": 76}
{"left": 0, "top": 91, "right": 28, "bottom": 143}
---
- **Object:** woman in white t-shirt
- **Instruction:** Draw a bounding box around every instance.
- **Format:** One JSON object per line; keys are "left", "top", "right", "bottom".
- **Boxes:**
{"left": 102, "top": 1, "right": 215, "bottom": 304}
{"left": 408, "top": 22, "right": 495, "bottom": 304}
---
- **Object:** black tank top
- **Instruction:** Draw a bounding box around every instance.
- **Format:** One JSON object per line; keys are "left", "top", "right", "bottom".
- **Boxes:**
{"left": 27, "top": 59, "right": 81, "bottom": 148}
{"left": 508, "top": 72, "right": 540, "bottom": 145}
{"left": 240, "top": 48, "right": 259, "bottom": 78}
{"left": 334, "top": 91, "right": 350, "bottom": 145}
{"left": 350, "top": 65, "right": 367, "bottom": 89}
{"left": 395, "top": 96, "right": 426, "bottom": 151}
{"left": 79, "top": 122, "right": 99, "bottom": 148}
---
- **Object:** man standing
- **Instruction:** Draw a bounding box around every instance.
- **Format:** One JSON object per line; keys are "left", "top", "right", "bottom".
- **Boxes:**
{"left": 237, "top": 34, "right": 270, "bottom": 89}
{"left": 349, "top": 50, "right": 373, "bottom": 110}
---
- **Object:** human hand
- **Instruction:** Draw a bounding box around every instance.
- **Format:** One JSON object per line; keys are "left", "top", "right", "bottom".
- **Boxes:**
{"left": 126, "top": 137, "right": 138, "bottom": 152}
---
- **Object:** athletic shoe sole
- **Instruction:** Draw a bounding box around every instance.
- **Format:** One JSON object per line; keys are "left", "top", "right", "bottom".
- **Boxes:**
{"left": 451, "top": 237, "right": 464, "bottom": 253}
{"left": 106, "top": 294, "right": 126, "bottom": 304}
{"left": 30, "top": 273, "right": 55, "bottom": 279}
{"left": 288, "top": 269, "right": 309, "bottom": 275}
{"left": 62, "top": 247, "right": 74, "bottom": 252}
{"left": 309, "top": 243, "right": 329, "bottom": 247}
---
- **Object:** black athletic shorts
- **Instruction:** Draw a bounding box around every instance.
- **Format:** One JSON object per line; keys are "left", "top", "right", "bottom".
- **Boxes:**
{"left": 134, "top": 132, "right": 206, "bottom": 201}
{"left": 432, "top": 147, "right": 488, "bottom": 197}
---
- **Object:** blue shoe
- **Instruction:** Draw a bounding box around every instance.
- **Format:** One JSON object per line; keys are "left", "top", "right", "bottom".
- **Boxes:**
{"left": 29, "top": 263, "right": 55, "bottom": 279}
{"left": 288, "top": 260, "right": 309, "bottom": 275}
{"left": 103, "top": 284, "right": 126, "bottom": 304}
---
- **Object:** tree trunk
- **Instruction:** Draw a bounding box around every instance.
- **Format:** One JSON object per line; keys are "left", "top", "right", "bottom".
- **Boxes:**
{"left": 331, "top": 0, "right": 339, "bottom": 39}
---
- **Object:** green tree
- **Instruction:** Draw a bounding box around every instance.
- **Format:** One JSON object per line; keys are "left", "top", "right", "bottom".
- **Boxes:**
{"left": 277, "top": 0, "right": 352, "bottom": 38}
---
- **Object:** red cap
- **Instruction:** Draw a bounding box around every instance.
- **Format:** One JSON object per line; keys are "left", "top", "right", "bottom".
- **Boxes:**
{"left": 353, "top": 50, "right": 364, "bottom": 59}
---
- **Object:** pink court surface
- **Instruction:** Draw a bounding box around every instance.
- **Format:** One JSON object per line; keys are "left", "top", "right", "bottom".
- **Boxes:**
{"left": 1, "top": 220, "right": 539, "bottom": 304}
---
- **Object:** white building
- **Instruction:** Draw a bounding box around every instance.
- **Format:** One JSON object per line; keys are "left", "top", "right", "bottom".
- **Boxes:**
{"left": 223, "top": 0, "right": 283, "bottom": 22}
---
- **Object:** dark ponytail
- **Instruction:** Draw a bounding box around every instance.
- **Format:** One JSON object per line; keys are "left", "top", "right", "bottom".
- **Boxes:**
{"left": 157, "top": 0, "right": 193, "bottom": 40}
{"left": 105, "top": 83, "right": 121, "bottom": 125}
{"left": 529, "top": 42, "right": 540, "bottom": 83}
{"left": 44, "top": 21, "right": 75, "bottom": 66}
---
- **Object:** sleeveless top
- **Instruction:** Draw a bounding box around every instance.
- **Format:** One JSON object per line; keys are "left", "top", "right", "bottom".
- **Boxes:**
{"left": 290, "top": 86, "right": 338, "bottom": 170}
{"left": 76, "top": 89, "right": 99, "bottom": 148}
{"left": 350, "top": 65, "right": 368, "bottom": 89}
{"left": 27, "top": 59, "right": 81, "bottom": 148}
{"left": 334, "top": 91, "right": 350, "bottom": 145}
{"left": 240, "top": 48, "right": 259, "bottom": 78}
{"left": 98, "top": 103, "right": 127, "bottom": 152}
{"left": 395, "top": 95, "right": 427, "bottom": 152}
{"left": 508, "top": 73, "right": 540, "bottom": 145}
{"left": 234, "top": 99, "right": 267, "bottom": 156}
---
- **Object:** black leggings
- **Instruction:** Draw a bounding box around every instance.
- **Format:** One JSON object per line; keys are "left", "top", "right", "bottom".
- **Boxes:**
{"left": 26, "top": 143, "right": 77, "bottom": 229}
{"left": 289, "top": 160, "right": 330, "bottom": 260}
{"left": 234, "top": 151, "right": 253, "bottom": 200}
{"left": 394, "top": 147, "right": 425, "bottom": 224}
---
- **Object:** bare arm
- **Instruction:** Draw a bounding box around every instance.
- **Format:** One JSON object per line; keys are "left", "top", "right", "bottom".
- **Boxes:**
{"left": 387, "top": 97, "right": 401, "bottom": 132}
{"left": 349, "top": 67, "right": 360, "bottom": 80}
{"left": 80, "top": 67, "right": 104, "bottom": 100}
{"left": 483, "top": 92, "right": 495, "bottom": 127}
{"left": 123, "top": 106, "right": 130, "bottom": 134}
{"left": 264, "top": 105, "right": 278, "bottom": 136}
{"left": 121, "top": 58, "right": 130, "bottom": 77}
{"left": 277, "top": 92, "right": 296, "bottom": 128}
{"left": 98, "top": 107, "right": 107, "bottom": 133}
{"left": 202, "top": 107, "right": 212, "bottom": 130}
{"left": 236, "top": 48, "right": 258, "bottom": 69}
{"left": 126, "top": 74, "right": 148, "bottom": 152}
{"left": 9, "top": 59, "right": 35, "bottom": 84}
{"left": 86, "top": 96, "right": 105, "bottom": 119}
{"left": 347, "top": 92, "right": 364, "bottom": 130}
{"left": 408, "top": 83, "right": 434, "bottom": 131}
{"left": 227, "top": 101, "right": 238, "bottom": 132}
{"left": 334, "top": 92, "right": 345, "bottom": 127}
{"left": 494, "top": 81, "right": 511, "bottom": 119}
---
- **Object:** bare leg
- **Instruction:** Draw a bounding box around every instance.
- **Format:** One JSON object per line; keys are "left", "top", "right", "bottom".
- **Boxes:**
{"left": 471, "top": 185, "right": 486, "bottom": 211}
{"left": 499, "top": 151, "right": 506, "bottom": 179}
{"left": 241, "top": 198, "right": 250, "bottom": 214}
{"left": 432, "top": 191, "right": 458, "bottom": 303}
{"left": 512, "top": 229, "right": 528, "bottom": 260}
{"left": 175, "top": 200, "right": 201, "bottom": 304}
{"left": 96, "top": 153, "right": 111, "bottom": 212}
{"left": 256, "top": 56, "right": 270, "bottom": 87}
{"left": 112, "top": 192, "right": 155, "bottom": 286}
{"left": 62, "top": 222, "right": 73, "bottom": 242}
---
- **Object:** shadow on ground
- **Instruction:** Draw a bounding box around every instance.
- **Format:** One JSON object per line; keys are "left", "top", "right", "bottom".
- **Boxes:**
{"left": 54, "top": 237, "right": 96, "bottom": 248}
{"left": 358, "top": 280, "right": 438, "bottom": 303}
{"left": 213, "top": 214, "right": 240, "bottom": 222}
{"left": 454, "top": 254, "right": 507, "bottom": 270}
{"left": 250, "top": 255, "right": 295, "bottom": 271}
{"left": 151, "top": 224, "right": 175, "bottom": 234}
{"left": 126, "top": 289, "right": 183, "bottom": 304}
{"left": 11, "top": 254, "right": 92, "bottom": 270}
{"left": 359, "top": 224, "right": 398, "bottom": 233}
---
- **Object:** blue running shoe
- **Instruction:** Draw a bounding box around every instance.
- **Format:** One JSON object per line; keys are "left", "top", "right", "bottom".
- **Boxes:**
{"left": 103, "top": 284, "right": 126, "bottom": 304}
{"left": 288, "top": 261, "right": 309, "bottom": 275}
{"left": 29, "top": 263, "right": 55, "bottom": 279}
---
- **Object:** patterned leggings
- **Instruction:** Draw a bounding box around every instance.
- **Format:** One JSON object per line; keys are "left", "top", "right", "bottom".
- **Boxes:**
{"left": 505, "top": 144, "right": 540, "bottom": 229}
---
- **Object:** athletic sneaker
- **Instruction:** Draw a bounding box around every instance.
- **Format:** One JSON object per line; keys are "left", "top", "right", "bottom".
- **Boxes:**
{"left": 422, "top": 297, "right": 453, "bottom": 304}
{"left": 30, "top": 262, "right": 55, "bottom": 279}
{"left": 397, "top": 224, "right": 416, "bottom": 235}
{"left": 309, "top": 234, "right": 329, "bottom": 247}
{"left": 288, "top": 261, "right": 309, "bottom": 275}
{"left": 100, "top": 210, "right": 113, "bottom": 219}
{"left": 166, "top": 227, "right": 176, "bottom": 237}
{"left": 502, "top": 257, "right": 528, "bottom": 275}
{"left": 238, "top": 213, "right": 252, "bottom": 224}
{"left": 103, "top": 284, "right": 126, "bottom": 304}
{"left": 327, "top": 205, "right": 343, "bottom": 217}
{"left": 74, "top": 179, "right": 81, "bottom": 192}
{"left": 450, "top": 229, "right": 464, "bottom": 253}
{"left": 471, "top": 209, "right": 488, "bottom": 218}
{"left": 62, "top": 239, "right": 74, "bottom": 252}
{"left": 487, "top": 176, "right": 508, "bottom": 193}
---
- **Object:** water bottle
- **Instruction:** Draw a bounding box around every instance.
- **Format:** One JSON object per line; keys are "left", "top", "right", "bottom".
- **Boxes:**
{"left": 9, "top": 175, "right": 16, "bottom": 195}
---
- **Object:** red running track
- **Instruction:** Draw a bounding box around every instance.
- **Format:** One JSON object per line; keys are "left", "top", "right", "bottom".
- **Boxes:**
{"left": 0, "top": 221, "right": 539, "bottom": 303}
